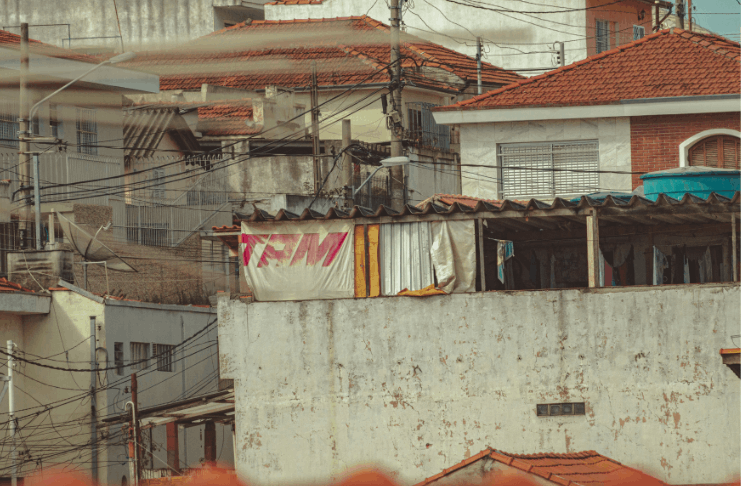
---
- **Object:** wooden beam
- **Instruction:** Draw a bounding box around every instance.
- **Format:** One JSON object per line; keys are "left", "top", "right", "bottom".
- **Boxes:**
{"left": 478, "top": 219, "right": 486, "bottom": 292}
{"left": 492, "top": 222, "right": 738, "bottom": 243}
{"left": 587, "top": 209, "right": 600, "bottom": 288}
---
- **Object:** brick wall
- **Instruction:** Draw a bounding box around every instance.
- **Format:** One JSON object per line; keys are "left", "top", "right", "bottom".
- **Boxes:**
{"left": 586, "top": 0, "right": 654, "bottom": 57}
{"left": 630, "top": 112, "right": 741, "bottom": 188}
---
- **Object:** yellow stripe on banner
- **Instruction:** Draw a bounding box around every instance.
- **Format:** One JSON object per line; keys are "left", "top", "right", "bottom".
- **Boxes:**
{"left": 368, "top": 224, "right": 380, "bottom": 297}
{"left": 354, "top": 225, "right": 366, "bottom": 298}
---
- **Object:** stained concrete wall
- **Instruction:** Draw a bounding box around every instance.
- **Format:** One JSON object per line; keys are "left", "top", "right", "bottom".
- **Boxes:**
{"left": 265, "top": 0, "right": 589, "bottom": 72}
{"left": 458, "top": 117, "right": 632, "bottom": 200}
{"left": 217, "top": 283, "right": 740, "bottom": 485}
{"left": 0, "top": 0, "right": 268, "bottom": 52}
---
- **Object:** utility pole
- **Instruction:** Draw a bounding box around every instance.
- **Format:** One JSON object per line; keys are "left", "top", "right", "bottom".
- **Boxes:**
{"left": 558, "top": 42, "right": 565, "bottom": 67}
{"left": 6, "top": 340, "right": 16, "bottom": 486}
{"left": 32, "top": 155, "right": 41, "bottom": 250}
{"left": 90, "top": 317, "right": 98, "bottom": 484}
{"left": 389, "top": 0, "right": 405, "bottom": 210}
{"left": 131, "top": 373, "right": 142, "bottom": 483}
{"left": 19, "top": 24, "right": 30, "bottom": 249}
{"left": 675, "top": 0, "right": 685, "bottom": 29}
{"left": 311, "top": 61, "right": 321, "bottom": 194}
{"left": 476, "top": 37, "right": 482, "bottom": 95}
{"left": 341, "top": 119, "right": 353, "bottom": 208}
{"left": 687, "top": 0, "right": 692, "bottom": 31}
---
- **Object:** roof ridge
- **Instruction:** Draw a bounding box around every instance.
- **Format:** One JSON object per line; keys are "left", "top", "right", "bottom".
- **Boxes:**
{"left": 672, "top": 28, "right": 741, "bottom": 62}
{"left": 450, "top": 29, "right": 674, "bottom": 110}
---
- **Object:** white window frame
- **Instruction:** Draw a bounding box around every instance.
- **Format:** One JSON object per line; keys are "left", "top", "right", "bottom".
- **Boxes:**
{"left": 679, "top": 129, "right": 741, "bottom": 167}
{"left": 76, "top": 107, "right": 98, "bottom": 155}
{"left": 596, "top": 19, "right": 610, "bottom": 53}
{"left": 151, "top": 168, "right": 166, "bottom": 200}
{"left": 633, "top": 25, "right": 645, "bottom": 41}
{"left": 497, "top": 140, "right": 600, "bottom": 199}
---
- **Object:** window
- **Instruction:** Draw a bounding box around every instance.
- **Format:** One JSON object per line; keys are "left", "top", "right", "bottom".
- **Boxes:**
{"left": 596, "top": 20, "right": 610, "bottom": 53}
{"left": 537, "top": 402, "right": 586, "bottom": 417}
{"left": 50, "top": 104, "right": 63, "bottom": 139}
{"left": 153, "top": 344, "right": 175, "bottom": 372}
{"left": 151, "top": 168, "right": 166, "bottom": 200}
{"left": 689, "top": 135, "right": 740, "bottom": 169}
{"left": 498, "top": 141, "right": 600, "bottom": 199}
{"left": 633, "top": 25, "right": 645, "bottom": 41}
{"left": 76, "top": 108, "right": 98, "bottom": 155}
{"left": 613, "top": 22, "right": 620, "bottom": 48}
{"left": 130, "top": 342, "right": 150, "bottom": 371}
{"left": 0, "top": 99, "right": 20, "bottom": 148}
{"left": 114, "top": 342, "right": 125, "bottom": 376}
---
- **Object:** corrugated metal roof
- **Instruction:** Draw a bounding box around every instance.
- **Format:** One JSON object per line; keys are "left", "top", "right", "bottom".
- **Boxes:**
{"left": 214, "top": 191, "right": 741, "bottom": 230}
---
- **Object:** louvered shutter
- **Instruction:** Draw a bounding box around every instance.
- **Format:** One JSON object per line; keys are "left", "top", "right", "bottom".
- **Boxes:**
{"left": 722, "top": 137, "right": 740, "bottom": 169}
{"left": 689, "top": 135, "right": 741, "bottom": 169}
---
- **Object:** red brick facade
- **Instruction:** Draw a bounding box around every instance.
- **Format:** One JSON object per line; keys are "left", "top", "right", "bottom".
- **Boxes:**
{"left": 586, "top": 0, "right": 654, "bottom": 57}
{"left": 630, "top": 112, "right": 741, "bottom": 188}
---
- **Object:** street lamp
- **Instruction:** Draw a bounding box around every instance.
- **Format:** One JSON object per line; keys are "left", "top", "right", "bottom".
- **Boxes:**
{"left": 24, "top": 51, "right": 136, "bottom": 251}
{"left": 353, "top": 156, "right": 410, "bottom": 197}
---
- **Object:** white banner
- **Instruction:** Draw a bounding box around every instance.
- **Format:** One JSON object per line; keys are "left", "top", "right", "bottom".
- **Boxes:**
{"left": 241, "top": 220, "right": 355, "bottom": 301}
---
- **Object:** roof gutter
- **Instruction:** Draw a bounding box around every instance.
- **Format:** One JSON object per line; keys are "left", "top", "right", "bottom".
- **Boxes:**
{"left": 433, "top": 94, "right": 741, "bottom": 125}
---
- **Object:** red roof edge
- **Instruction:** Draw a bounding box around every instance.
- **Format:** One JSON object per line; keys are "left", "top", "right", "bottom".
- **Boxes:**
{"left": 413, "top": 448, "right": 493, "bottom": 486}
{"left": 720, "top": 348, "right": 741, "bottom": 355}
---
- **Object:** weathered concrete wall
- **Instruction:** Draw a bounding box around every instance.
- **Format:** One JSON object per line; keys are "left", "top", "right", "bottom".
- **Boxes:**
{"left": 0, "top": 0, "right": 267, "bottom": 51}
{"left": 458, "top": 117, "right": 632, "bottom": 199}
{"left": 217, "top": 284, "right": 740, "bottom": 485}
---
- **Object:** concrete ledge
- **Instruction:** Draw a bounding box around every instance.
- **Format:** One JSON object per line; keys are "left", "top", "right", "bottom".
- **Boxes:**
{"left": 0, "top": 291, "right": 50, "bottom": 315}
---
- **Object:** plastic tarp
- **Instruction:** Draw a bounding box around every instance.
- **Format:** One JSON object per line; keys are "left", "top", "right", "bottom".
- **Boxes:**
{"left": 241, "top": 220, "right": 354, "bottom": 301}
{"left": 430, "top": 220, "right": 476, "bottom": 293}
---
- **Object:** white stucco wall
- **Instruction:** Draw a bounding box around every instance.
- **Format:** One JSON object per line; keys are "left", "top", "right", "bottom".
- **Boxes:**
{"left": 218, "top": 284, "right": 740, "bottom": 486}
{"left": 265, "top": 0, "right": 588, "bottom": 71}
{"left": 458, "top": 118, "right": 632, "bottom": 200}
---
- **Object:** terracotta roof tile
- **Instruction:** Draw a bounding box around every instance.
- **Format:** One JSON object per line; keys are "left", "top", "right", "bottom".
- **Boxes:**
{"left": 0, "top": 29, "right": 98, "bottom": 63}
{"left": 415, "top": 449, "right": 663, "bottom": 486}
{"left": 0, "top": 277, "right": 34, "bottom": 293}
{"left": 436, "top": 29, "right": 740, "bottom": 112}
{"left": 123, "top": 16, "right": 522, "bottom": 93}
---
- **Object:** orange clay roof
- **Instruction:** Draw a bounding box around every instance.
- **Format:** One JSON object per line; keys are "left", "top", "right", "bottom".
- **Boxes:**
{"left": 435, "top": 29, "right": 740, "bottom": 112}
{"left": 0, "top": 278, "right": 34, "bottom": 293}
{"left": 121, "top": 16, "right": 523, "bottom": 92}
{"left": 416, "top": 194, "right": 531, "bottom": 210}
{"left": 720, "top": 348, "right": 741, "bottom": 355}
{"left": 0, "top": 29, "right": 98, "bottom": 63}
{"left": 415, "top": 449, "right": 664, "bottom": 486}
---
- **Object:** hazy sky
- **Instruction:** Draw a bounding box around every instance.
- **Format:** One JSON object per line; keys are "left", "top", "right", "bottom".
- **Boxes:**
{"left": 690, "top": 0, "right": 740, "bottom": 39}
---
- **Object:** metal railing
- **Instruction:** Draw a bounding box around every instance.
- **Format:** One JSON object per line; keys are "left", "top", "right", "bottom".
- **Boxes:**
{"left": 353, "top": 169, "right": 390, "bottom": 210}
{"left": 406, "top": 102, "right": 451, "bottom": 151}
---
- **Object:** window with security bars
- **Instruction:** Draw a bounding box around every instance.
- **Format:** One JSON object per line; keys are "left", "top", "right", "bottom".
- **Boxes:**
{"left": 689, "top": 135, "right": 740, "bottom": 169}
{"left": 151, "top": 168, "right": 166, "bottom": 200}
{"left": 50, "top": 104, "right": 63, "bottom": 139}
{"left": 153, "top": 344, "right": 175, "bottom": 372}
{"left": 0, "top": 99, "right": 38, "bottom": 147}
{"left": 498, "top": 141, "right": 600, "bottom": 199}
{"left": 596, "top": 20, "right": 610, "bottom": 53}
{"left": 114, "top": 342, "right": 125, "bottom": 376}
{"left": 130, "top": 342, "right": 150, "bottom": 371}
{"left": 537, "top": 402, "right": 586, "bottom": 417}
{"left": 633, "top": 25, "right": 645, "bottom": 41}
{"left": 76, "top": 108, "right": 98, "bottom": 155}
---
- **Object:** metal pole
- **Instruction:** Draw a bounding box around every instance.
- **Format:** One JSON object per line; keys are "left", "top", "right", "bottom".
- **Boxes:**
{"left": 32, "top": 155, "right": 42, "bottom": 250}
{"left": 732, "top": 213, "right": 738, "bottom": 282}
{"left": 131, "top": 374, "right": 141, "bottom": 483}
{"left": 7, "top": 340, "right": 16, "bottom": 486}
{"left": 675, "top": 0, "right": 685, "bottom": 29}
{"left": 311, "top": 61, "right": 321, "bottom": 194}
{"left": 125, "top": 401, "right": 139, "bottom": 486}
{"left": 341, "top": 120, "right": 353, "bottom": 208}
{"left": 180, "top": 319, "right": 187, "bottom": 469}
{"left": 19, "top": 24, "right": 30, "bottom": 243}
{"left": 559, "top": 41, "right": 565, "bottom": 67}
{"left": 90, "top": 316, "right": 98, "bottom": 484}
{"left": 389, "top": 0, "right": 405, "bottom": 210}
{"left": 476, "top": 37, "right": 482, "bottom": 95}
{"left": 587, "top": 209, "right": 600, "bottom": 288}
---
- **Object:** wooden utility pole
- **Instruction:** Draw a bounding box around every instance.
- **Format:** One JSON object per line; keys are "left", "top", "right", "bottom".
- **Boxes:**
{"left": 687, "top": 0, "right": 692, "bottom": 31}
{"left": 389, "top": 0, "right": 405, "bottom": 210}
{"left": 18, "top": 23, "right": 30, "bottom": 247}
{"left": 311, "top": 61, "right": 321, "bottom": 194}
{"left": 476, "top": 37, "right": 482, "bottom": 95}
{"left": 131, "top": 374, "right": 142, "bottom": 482}
{"left": 654, "top": 1, "right": 661, "bottom": 31}
{"left": 341, "top": 119, "right": 353, "bottom": 208}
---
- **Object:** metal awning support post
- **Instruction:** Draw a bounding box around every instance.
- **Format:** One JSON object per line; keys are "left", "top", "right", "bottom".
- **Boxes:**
{"left": 732, "top": 213, "right": 738, "bottom": 282}
{"left": 477, "top": 219, "right": 486, "bottom": 291}
{"left": 587, "top": 208, "right": 600, "bottom": 288}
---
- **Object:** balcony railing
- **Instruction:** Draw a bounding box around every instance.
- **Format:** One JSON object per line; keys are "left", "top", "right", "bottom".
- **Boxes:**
{"left": 406, "top": 102, "right": 450, "bottom": 151}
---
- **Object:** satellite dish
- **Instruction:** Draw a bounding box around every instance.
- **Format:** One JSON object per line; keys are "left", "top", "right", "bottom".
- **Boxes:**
{"left": 55, "top": 211, "right": 137, "bottom": 272}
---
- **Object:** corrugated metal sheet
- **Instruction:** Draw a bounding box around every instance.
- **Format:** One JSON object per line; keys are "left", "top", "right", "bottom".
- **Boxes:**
{"left": 380, "top": 222, "right": 434, "bottom": 296}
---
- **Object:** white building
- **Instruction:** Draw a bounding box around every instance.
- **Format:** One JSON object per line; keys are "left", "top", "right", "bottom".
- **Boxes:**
{"left": 0, "top": 278, "right": 233, "bottom": 485}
